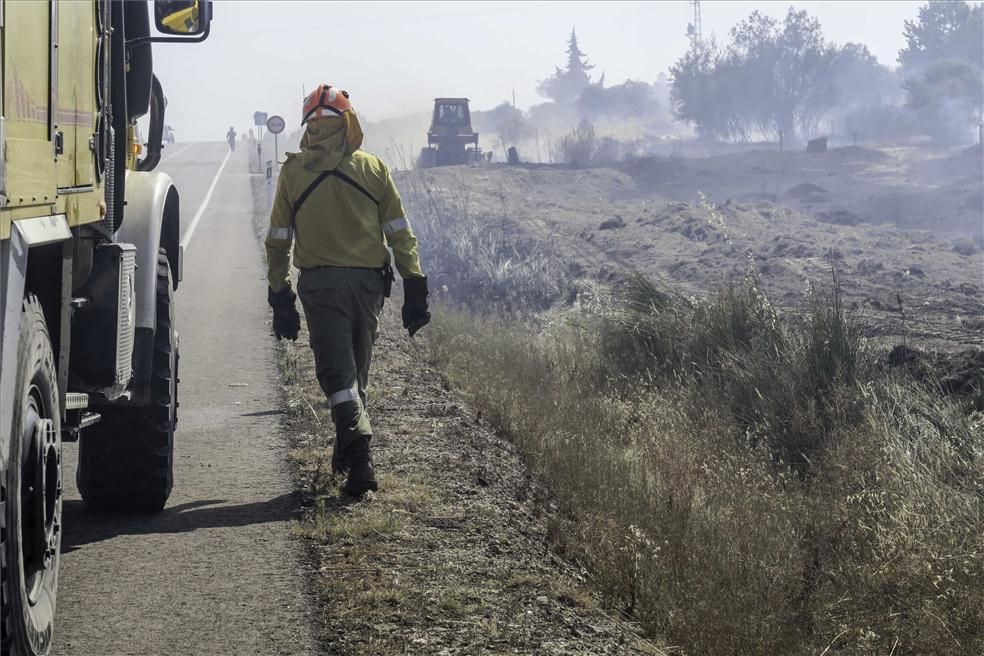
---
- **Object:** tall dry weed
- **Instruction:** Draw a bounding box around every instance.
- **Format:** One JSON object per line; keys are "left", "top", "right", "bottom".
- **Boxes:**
{"left": 399, "top": 170, "right": 578, "bottom": 313}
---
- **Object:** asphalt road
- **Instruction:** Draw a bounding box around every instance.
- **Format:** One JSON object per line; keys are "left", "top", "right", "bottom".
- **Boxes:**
{"left": 53, "top": 142, "right": 318, "bottom": 655}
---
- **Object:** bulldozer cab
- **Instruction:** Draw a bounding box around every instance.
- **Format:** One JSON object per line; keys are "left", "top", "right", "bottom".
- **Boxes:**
{"left": 419, "top": 98, "right": 481, "bottom": 168}
{"left": 433, "top": 99, "right": 470, "bottom": 126}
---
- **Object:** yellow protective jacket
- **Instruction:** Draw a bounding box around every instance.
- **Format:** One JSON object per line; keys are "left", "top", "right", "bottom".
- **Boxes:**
{"left": 265, "top": 116, "right": 424, "bottom": 292}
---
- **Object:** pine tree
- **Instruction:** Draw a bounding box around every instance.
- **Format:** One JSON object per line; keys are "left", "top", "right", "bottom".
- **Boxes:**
{"left": 565, "top": 29, "right": 594, "bottom": 87}
{"left": 537, "top": 28, "right": 596, "bottom": 103}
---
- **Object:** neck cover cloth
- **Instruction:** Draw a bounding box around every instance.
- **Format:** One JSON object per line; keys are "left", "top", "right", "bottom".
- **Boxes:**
{"left": 296, "top": 112, "right": 365, "bottom": 171}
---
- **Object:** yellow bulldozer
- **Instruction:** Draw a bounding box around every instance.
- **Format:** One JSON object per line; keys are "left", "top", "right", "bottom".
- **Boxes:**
{"left": 0, "top": 2, "right": 212, "bottom": 653}
{"left": 417, "top": 98, "right": 482, "bottom": 168}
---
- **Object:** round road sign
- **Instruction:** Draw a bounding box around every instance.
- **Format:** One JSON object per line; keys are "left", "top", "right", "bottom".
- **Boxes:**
{"left": 266, "top": 115, "right": 285, "bottom": 135}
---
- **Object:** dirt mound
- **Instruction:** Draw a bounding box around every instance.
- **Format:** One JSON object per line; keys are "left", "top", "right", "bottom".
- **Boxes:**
{"left": 772, "top": 236, "right": 815, "bottom": 258}
{"left": 599, "top": 215, "right": 626, "bottom": 230}
{"left": 952, "top": 237, "right": 979, "bottom": 256}
{"left": 816, "top": 208, "right": 864, "bottom": 226}
{"left": 786, "top": 183, "right": 828, "bottom": 198}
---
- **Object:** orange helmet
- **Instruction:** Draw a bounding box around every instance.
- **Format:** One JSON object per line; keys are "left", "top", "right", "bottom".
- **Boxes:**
{"left": 302, "top": 84, "right": 353, "bottom": 124}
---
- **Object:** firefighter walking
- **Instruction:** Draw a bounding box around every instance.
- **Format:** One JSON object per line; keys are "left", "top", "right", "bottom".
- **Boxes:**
{"left": 265, "top": 84, "right": 429, "bottom": 497}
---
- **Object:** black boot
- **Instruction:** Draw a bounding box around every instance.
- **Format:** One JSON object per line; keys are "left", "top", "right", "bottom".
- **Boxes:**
{"left": 342, "top": 437, "right": 378, "bottom": 497}
{"left": 331, "top": 439, "right": 349, "bottom": 475}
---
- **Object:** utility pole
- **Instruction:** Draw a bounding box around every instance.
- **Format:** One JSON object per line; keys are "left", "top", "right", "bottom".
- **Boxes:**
{"left": 687, "top": 0, "right": 702, "bottom": 43}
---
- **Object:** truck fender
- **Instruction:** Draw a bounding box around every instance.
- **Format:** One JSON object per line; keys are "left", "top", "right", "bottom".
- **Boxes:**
{"left": 119, "top": 170, "right": 180, "bottom": 333}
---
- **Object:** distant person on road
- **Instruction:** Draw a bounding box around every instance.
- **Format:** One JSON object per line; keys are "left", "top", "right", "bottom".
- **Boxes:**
{"left": 265, "top": 83, "right": 429, "bottom": 498}
{"left": 226, "top": 126, "right": 237, "bottom": 151}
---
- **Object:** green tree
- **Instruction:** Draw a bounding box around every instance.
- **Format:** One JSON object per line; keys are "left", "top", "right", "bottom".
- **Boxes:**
{"left": 905, "top": 59, "right": 983, "bottom": 141}
{"left": 537, "top": 29, "right": 595, "bottom": 103}
{"left": 899, "top": 1, "right": 983, "bottom": 142}
{"left": 472, "top": 102, "right": 531, "bottom": 145}
{"left": 899, "top": 0, "right": 984, "bottom": 73}
{"left": 670, "top": 8, "right": 837, "bottom": 142}
{"left": 578, "top": 80, "right": 659, "bottom": 119}
{"left": 733, "top": 9, "right": 836, "bottom": 141}
{"left": 670, "top": 37, "right": 746, "bottom": 140}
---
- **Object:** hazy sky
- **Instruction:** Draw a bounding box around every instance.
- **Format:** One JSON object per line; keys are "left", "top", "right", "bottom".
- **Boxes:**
{"left": 153, "top": 1, "right": 928, "bottom": 142}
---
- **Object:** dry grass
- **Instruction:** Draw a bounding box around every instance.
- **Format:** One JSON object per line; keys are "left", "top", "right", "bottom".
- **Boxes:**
{"left": 404, "top": 178, "right": 983, "bottom": 654}
{"left": 399, "top": 170, "right": 580, "bottom": 315}
{"left": 425, "top": 289, "right": 983, "bottom": 654}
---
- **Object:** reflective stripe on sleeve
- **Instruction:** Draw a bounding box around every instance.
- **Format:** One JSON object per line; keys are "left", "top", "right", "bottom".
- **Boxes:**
{"left": 382, "top": 217, "right": 410, "bottom": 235}
{"left": 268, "top": 226, "right": 293, "bottom": 241}
{"left": 328, "top": 387, "right": 360, "bottom": 408}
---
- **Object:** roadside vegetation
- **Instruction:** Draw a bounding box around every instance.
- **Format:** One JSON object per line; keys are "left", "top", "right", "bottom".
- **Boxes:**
{"left": 402, "top": 174, "right": 984, "bottom": 655}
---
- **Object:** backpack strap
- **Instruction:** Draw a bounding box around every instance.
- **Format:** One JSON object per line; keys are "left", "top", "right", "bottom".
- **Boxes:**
{"left": 291, "top": 170, "right": 332, "bottom": 220}
{"left": 291, "top": 169, "right": 380, "bottom": 221}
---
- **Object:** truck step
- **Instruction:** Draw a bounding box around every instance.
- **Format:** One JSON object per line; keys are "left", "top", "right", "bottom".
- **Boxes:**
{"left": 65, "top": 392, "right": 89, "bottom": 410}
{"left": 63, "top": 412, "right": 101, "bottom": 442}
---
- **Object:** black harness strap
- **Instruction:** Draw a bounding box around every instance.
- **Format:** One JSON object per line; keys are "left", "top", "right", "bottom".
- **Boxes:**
{"left": 331, "top": 170, "right": 379, "bottom": 207}
{"left": 291, "top": 170, "right": 331, "bottom": 219}
{"left": 291, "top": 170, "right": 379, "bottom": 220}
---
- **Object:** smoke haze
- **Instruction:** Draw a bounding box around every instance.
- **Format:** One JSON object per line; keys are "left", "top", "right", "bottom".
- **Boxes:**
{"left": 152, "top": 1, "right": 927, "bottom": 143}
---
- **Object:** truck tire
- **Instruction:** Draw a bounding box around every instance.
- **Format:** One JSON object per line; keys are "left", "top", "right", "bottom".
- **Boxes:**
{"left": 77, "top": 249, "right": 177, "bottom": 512}
{"left": 1, "top": 296, "right": 62, "bottom": 656}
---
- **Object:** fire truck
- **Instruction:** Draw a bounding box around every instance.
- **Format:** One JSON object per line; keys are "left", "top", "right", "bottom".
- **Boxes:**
{"left": 0, "top": 2, "right": 212, "bottom": 653}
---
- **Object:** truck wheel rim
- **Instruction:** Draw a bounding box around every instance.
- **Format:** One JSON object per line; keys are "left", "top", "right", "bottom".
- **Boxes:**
{"left": 21, "top": 385, "right": 61, "bottom": 606}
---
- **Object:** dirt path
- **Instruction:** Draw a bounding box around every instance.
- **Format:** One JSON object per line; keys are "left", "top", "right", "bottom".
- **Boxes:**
{"left": 54, "top": 143, "right": 320, "bottom": 655}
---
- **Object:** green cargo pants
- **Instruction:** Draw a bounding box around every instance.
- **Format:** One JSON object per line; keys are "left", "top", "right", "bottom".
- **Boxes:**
{"left": 297, "top": 266, "right": 385, "bottom": 454}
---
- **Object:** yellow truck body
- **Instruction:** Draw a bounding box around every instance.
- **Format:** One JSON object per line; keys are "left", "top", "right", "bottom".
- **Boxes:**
{"left": 1, "top": 0, "right": 103, "bottom": 238}
{"left": 1, "top": 3, "right": 212, "bottom": 653}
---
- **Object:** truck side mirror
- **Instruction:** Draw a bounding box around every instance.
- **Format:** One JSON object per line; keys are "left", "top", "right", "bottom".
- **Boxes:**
{"left": 154, "top": 0, "right": 212, "bottom": 36}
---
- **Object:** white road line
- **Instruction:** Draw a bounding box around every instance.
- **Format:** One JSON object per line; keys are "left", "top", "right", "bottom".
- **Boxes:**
{"left": 159, "top": 142, "right": 194, "bottom": 164}
{"left": 180, "top": 150, "right": 232, "bottom": 249}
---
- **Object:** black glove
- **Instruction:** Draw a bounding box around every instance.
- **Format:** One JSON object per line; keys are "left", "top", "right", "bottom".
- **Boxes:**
{"left": 402, "top": 276, "right": 431, "bottom": 337}
{"left": 268, "top": 284, "right": 300, "bottom": 341}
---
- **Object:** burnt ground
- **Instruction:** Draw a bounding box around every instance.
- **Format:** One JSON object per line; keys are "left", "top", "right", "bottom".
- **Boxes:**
{"left": 399, "top": 144, "right": 983, "bottom": 352}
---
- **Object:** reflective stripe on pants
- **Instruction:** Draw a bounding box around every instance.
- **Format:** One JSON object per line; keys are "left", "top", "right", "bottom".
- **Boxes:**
{"left": 297, "top": 267, "right": 385, "bottom": 449}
